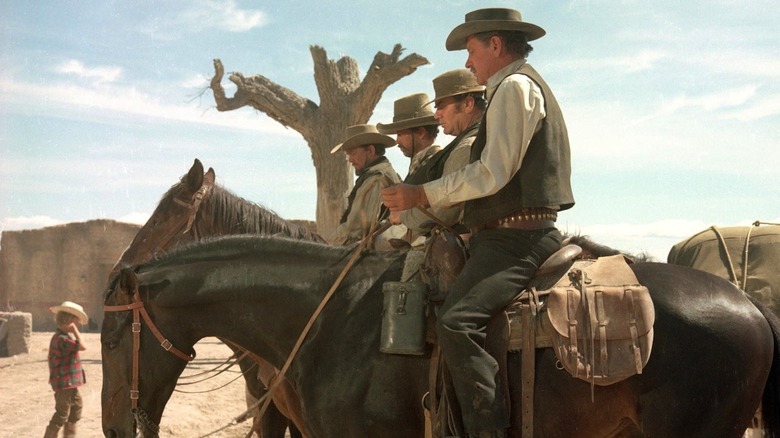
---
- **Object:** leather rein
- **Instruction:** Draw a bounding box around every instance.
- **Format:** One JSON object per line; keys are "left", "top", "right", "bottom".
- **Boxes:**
{"left": 104, "top": 288, "right": 195, "bottom": 434}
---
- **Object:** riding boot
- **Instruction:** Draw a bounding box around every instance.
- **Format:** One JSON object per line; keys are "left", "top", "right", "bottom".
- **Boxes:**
{"left": 63, "top": 422, "right": 77, "bottom": 437}
{"left": 42, "top": 424, "right": 59, "bottom": 438}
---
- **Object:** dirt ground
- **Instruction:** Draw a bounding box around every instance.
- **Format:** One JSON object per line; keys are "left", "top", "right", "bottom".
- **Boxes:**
{"left": 0, "top": 332, "right": 269, "bottom": 437}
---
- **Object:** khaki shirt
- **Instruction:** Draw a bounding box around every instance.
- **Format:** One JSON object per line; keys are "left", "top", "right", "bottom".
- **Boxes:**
{"left": 401, "top": 134, "right": 474, "bottom": 242}
{"left": 329, "top": 159, "right": 401, "bottom": 246}
{"left": 407, "top": 144, "right": 441, "bottom": 177}
{"left": 423, "top": 59, "right": 546, "bottom": 208}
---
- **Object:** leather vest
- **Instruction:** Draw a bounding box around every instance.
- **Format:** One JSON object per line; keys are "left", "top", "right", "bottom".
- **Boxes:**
{"left": 463, "top": 63, "right": 574, "bottom": 228}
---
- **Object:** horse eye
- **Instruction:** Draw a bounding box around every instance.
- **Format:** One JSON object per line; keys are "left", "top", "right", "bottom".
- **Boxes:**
{"left": 103, "top": 339, "right": 119, "bottom": 350}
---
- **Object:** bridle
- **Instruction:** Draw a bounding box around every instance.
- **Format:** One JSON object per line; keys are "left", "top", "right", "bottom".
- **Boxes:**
{"left": 172, "top": 175, "right": 213, "bottom": 238}
{"left": 104, "top": 287, "right": 195, "bottom": 435}
{"left": 139, "top": 176, "right": 215, "bottom": 262}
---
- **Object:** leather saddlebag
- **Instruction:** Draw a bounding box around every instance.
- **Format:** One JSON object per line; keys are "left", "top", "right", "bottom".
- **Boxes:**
{"left": 543, "top": 255, "right": 655, "bottom": 386}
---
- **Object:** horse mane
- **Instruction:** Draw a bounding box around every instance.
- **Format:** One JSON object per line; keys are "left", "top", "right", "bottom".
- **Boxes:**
{"left": 208, "top": 185, "right": 325, "bottom": 242}
{"left": 564, "top": 234, "right": 656, "bottom": 263}
{"left": 156, "top": 172, "right": 327, "bottom": 243}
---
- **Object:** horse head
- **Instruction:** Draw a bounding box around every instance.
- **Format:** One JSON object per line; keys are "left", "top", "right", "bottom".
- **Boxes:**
{"left": 101, "top": 267, "right": 195, "bottom": 438}
{"left": 110, "top": 158, "right": 215, "bottom": 280}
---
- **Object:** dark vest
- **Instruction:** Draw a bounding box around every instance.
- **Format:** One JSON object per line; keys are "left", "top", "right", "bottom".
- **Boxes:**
{"left": 463, "top": 63, "right": 574, "bottom": 228}
{"left": 404, "top": 123, "right": 480, "bottom": 186}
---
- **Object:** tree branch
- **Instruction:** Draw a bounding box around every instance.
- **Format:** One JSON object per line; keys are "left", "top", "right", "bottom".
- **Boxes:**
{"left": 210, "top": 59, "right": 317, "bottom": 131}
{"left": 354, "top": 45, "right": 430, "bottom": 116}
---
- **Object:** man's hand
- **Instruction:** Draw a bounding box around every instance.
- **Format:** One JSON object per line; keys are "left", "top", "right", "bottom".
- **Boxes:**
{"left": 381, "top": 183, "right": 429, "bottom": 212}
{"left": 388, "top": 210, "right": 402, "bottom": 225}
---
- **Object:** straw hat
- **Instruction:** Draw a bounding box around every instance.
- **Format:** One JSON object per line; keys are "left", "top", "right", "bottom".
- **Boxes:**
{"left": 427, "top": 69, "right": 485, "bottom": 105}
{"left": 331, "top": 124, "right": 397, "bottom": 153}
{"left": 50, "top": 301, "right": 89, "bottom": 325}
{"left": 376, "top": 93, "right": 438, "bottom": 134}
{"left": 446, "top": 8, "right": 546, "bottom": 51}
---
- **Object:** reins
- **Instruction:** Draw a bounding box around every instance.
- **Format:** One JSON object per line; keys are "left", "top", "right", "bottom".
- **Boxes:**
{"left": 249, "top": 177, "right": 399, "bottom": 437}
{"left": 250, "top": 219, "right": 389, "bottom": 436}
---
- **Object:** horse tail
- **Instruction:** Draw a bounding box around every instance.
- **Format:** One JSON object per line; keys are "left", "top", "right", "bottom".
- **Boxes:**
{"left": 748, "top": 294, "right": 780, "bottom": 438}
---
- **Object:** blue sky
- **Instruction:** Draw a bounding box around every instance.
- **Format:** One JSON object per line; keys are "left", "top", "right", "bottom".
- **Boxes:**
{"left": 1, "top": 0, "right": 778, "bottom": 261}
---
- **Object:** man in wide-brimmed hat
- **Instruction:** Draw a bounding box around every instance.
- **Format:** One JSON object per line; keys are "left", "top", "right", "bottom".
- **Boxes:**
{"left": 329, "top": 124, "right": 401, "bottom": 246}
{"left": 396, "top": 68, "right": 486, "bottom": 241}
{"left": 377, "top": 93, "right": 441, "bottom": 176}
{"left": 381, "top": 8, "right": 574, "bottom": 437}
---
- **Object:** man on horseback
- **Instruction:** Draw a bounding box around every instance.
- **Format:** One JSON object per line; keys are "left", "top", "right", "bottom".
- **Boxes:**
{"left": 377, "top": 93, "right": 441, "bottom": 177}
{"left": 329, "top": 124, "right": 401, "bottom": 246}
{"left": 394, "top": 68, "right": 486, "bottom": 243}
{"left": 381, "top": 8, "right": 574, "bottom": 438}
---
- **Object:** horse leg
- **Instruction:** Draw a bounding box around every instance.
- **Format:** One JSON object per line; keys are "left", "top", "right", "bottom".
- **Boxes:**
{"left": 258, "top": 359, "right": 309, "bottom": 438}
{"left": 259, "top": 401, "right": 294, "bottom": 438}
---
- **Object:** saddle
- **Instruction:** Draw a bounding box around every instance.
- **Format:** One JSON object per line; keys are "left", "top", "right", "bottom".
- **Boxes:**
{"left": 413, "top": 228, "right": 655, "bottom": 438}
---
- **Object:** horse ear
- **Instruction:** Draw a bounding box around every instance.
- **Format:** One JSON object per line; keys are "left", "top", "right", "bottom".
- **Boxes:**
{"left": 118, "top": 267, "right": 138, "bottom": 303}
{"left": 186, "top": 159, "right": 205, "bottom": 192}
{"left": 204, "top": 168, "right": 215, "bottom": 186}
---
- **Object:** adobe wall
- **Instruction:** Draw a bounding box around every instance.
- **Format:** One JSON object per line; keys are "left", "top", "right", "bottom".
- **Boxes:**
{"left": 0, "top": 220, "right": 140, "bottom": 331}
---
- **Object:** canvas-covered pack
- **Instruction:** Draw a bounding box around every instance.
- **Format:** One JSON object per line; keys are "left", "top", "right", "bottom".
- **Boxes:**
{"left": 667, "top": 221, "right": 780, "bottom": 315}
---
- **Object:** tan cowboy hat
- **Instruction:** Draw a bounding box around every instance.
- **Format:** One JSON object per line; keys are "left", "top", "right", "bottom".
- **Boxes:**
{"left": 331, "top": 124, "right": 397, "bottom": 153}
{"left": 446, "top": 8, "right": 546, "bottom": 51}
{"left": 376, "top": 93, "right": 438, "bottom": 134}
{"left": 426, "top": 69, "right": 485, "bottom": 105}
{"left": 50, "top": 301, "right": 89, "bottom": 325}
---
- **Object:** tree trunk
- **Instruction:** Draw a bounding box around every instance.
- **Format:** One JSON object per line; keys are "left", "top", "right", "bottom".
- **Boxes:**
{"left": 209, "top": 45, "right": 428, "bottom": 237}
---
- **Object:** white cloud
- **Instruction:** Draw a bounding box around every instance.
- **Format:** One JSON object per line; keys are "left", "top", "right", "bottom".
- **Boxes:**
{"left": 631, "top": 85, "right": 758, "bottom": 124}
{"left": 55, "top": 59, "right": 123, "bottom": 83}
{"left": 576, "top": 219, "right": 711, "bottom": 241}
{"left": 117, "top": 212, "right": 151, "bottom": 226}
{"left": 609, "top": 50, "right": 665, "bottom": 73}
{"left": 0, "top": 75, "right": 296, "bottom": 136}
{"left": 181, "top": 0, "right": 267, "bottom": 33}
{"left": 551, "top": 50, "right": 666, "bottom": 75}
{"left": 0, "top": 215, "right": 64, "bottom": 232}
{"left": 561, "top": 218, "right": 780, "bottom": 262}
{"left": 725, "top": 94, "right": 780, "bottom": 121}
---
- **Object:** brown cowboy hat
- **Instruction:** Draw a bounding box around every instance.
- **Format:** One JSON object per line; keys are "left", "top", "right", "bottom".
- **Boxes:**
{"left": 376, "top": 93, "right": 438, "bottom": 134}
{"left": 331, "top": 124, "right": 397, "bottom": 154}
{"left": 426, "top": 69, "right": 485, "bottom": 105}
{"left": 446, "top": 8, "right": 546, "bottom": 51}
{"left": 50, "top": 301, "right": 89, "bottom": 325}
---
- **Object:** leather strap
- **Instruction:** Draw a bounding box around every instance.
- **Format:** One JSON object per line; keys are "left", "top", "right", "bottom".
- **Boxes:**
{"left": 520, "top": 287, "right": 539, "bottom": 438}
{"left": 596, "top": 290, "right": 607, "bottom": 377}
{"left": 471, "top": 219, "right": 555, "bottom": 235}
{"left": 566, "top": 288, "right": 579, "bottom": 377}
{"left": 104, "top": 290, "right": 195, "bottom": 409}
{"left": 626, "top": 289, "right": 642, "bottom": 373}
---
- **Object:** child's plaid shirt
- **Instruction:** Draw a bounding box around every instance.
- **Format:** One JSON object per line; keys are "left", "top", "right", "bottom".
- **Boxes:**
{"left": 48, "top": 329, "right": 86, "bottom": 392}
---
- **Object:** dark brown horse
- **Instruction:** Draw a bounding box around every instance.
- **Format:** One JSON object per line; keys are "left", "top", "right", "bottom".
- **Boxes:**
{"left": 106, "top": 159, "right": 315, "bottom": 438}
{"left": 102, "top": 234, "right": 780, "bottom": 438}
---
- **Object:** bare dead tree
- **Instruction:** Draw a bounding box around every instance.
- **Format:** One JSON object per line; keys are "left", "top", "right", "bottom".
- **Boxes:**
{"left": 210, "top": 44, "right": 429, "bottom": 236}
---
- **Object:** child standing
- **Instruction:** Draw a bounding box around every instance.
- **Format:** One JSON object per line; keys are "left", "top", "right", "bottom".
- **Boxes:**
{"left": 44, "top": 301, "right": 88, "bottom": 438}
